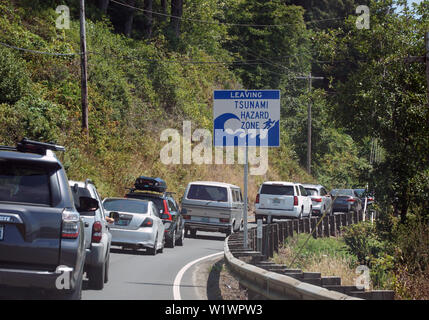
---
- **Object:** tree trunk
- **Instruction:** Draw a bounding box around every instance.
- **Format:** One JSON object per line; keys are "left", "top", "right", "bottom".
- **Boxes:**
{"left": 143, "top": 0, "right": 153, "bottom": 39}
{"left": 98, "top": 0, "right": 110, "bottom": 13}
{"left": 124, "top": 0, "right": 136, "bottom": 37}
{"left": 170, "top": 0, "right": 183, "bottom": 38}
{"left": 161, "top": 0, "right": 167, "bottom": 20}
{"left": 400, "top": 188, "right": 409, "bottom": 223}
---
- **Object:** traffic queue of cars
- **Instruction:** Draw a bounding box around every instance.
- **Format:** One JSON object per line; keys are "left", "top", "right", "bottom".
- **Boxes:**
{"left": 0, "top": 139, "right": 374, "bottom": 299}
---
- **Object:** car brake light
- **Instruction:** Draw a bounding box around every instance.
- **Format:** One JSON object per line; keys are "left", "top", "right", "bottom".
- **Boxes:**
{"left": 294, "top": 196, "right": 298, "bottom": 206}
{"left": 220, "top": 218, "right": 229, "bottom": 223}
{"left": 162, "top": 200, "right": 172, "bottom": 221}
{"left": 141, "top": 217, "right": 153, "bottom": 227}
{"left": 347, "top": 198, "right": 356, "bottom": 202}
{"left": 183, "top": 215, "right": 190, "bottom": 220}
{"left": 312, "top": 197, "right": 322, "bottom": 202}
{"left": 92, "top": 221, "right": 102, "bottom": 243}
{"left": 255, "top": 194, "right": 260, "bottom": 204}
{"left": 62, "top": 208, "right": 80, "bottom": 239}
{"left": 368, "top": 197, "right": 374, "bottom": 201}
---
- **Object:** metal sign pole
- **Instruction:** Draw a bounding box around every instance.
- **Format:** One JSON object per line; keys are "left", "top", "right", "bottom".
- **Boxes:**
{"left": 243, "top": 145, "right": 248, "bottom": 249}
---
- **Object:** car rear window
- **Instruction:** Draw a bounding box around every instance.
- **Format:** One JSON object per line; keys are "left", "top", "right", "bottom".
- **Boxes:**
{"left": 103, "top": 199, "right": 148, "bottom": 214}
{"left": 260, "top": 184, "right": 294, "bottom": 196}
{"left": 187, "top": 185, "right": 228, "bottom": 202}
{"left": 331, "top": 189, "right": 354, "bottom": 196}
{"left": 305, "top": 188, "right": 318, "bottom": 196}
{"left": 0, "top": 163, "right": 51, "bottom": 206}
{"left": 127, "top": 194, "right": 163, "bottom": 213}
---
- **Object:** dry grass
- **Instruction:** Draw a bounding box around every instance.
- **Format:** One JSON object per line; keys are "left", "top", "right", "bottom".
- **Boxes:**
{"left": 272, "top": 234, "right": 359, "bottom": 286}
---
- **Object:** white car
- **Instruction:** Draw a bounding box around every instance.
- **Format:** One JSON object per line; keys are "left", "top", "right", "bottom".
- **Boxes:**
{"left": 303, "top": 184, "right": 333, "bottom": 216}
{"left": 254, "top": 181, "right": 312, "bottom": 222}
{"left": 103, "top": 198, "right": 165, "bottom": 255}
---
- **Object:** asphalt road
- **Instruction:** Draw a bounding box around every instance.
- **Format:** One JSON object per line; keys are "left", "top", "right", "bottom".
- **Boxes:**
{"left": 82, "top": 230, "right": 226, "bottom": 300}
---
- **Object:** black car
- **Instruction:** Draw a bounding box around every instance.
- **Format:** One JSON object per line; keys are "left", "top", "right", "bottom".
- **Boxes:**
{"left": 0, "top": 139, "right": 96, "bottom": 299}
{"left": 353, "top": 188, "right": 375, "bottom": 209}
{"left": 126, "top": 177, "right": 184, "bottom": 248}
{"left": 330, "top": 189, "right": 363, "bottom": 215}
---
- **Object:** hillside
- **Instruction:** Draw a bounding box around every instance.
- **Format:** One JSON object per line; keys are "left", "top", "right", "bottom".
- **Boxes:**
{"left": 0, "top": 0, "right": 313, "bottom": 206}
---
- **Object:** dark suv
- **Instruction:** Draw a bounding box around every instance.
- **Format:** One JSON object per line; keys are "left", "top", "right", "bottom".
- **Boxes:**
{"left": 126, "top": 176, "right": 185, "bottom": 248}
{"left": 0, "top": 139, "right": 95, "bottom": 299}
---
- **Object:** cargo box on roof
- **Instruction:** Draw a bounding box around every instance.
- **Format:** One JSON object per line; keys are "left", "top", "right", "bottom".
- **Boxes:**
{"left": 134, "top": 176, "right": 167, "bottom": 193}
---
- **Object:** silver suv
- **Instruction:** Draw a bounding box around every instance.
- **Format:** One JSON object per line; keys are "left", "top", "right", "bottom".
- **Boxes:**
{"left": 69, "top": 179, "right": 112, "bottom": 290}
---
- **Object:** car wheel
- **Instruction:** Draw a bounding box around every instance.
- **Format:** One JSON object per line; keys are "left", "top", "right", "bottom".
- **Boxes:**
{"left": 88, "top": 261, "right": 105, "bottom": 290}
{"left": 62, "top": 269, "right": 83, "bottom": 300}
{"left": 147, "top": 236, "right": 158, "bottom": 255}
{"left": 176, "top": 228, "right": 184, "bottom": 246}
{"left": 190, "top": 229, "right": 197, "bottom": 238}
{"left": 226, "top": 224, "right": 234, "bottom": 236}
{"left": 104, "top": 253, "right": 110, "bottom": 284}
{"left": 167, "top": 230, "right": 176, "bottom": 248}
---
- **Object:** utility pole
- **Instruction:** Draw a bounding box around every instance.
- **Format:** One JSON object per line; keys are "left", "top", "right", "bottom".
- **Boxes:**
{"left": 404, "top": 32, "right": 429, "bottom": 105}
{"left": 80, "top": 0, "right": 89, "bottom": 134}
{"left": 296, "top": 72, "right": 324, "bottom": 175}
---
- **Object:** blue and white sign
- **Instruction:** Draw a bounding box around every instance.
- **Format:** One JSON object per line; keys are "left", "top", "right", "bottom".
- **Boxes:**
{"left": 213, "top": 90, "right": 280, "bottom": 147}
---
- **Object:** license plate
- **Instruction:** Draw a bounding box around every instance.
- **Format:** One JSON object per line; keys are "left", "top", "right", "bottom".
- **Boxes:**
{"left": 0, "top": 225, "right": 3, "bottom": 241}
{"left": 273, "top": 199, "right": 281, "bottom": 204}
{"left": 201, "top": 217, "right": 209, "bottom": 223}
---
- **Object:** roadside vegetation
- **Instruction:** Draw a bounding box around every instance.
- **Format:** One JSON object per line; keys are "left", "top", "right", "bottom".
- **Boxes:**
{"left": 0, "top": 0, "right": 427, "bottom": 298}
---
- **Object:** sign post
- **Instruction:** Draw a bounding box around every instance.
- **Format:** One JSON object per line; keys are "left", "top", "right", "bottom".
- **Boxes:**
{"left": 213, "top": 90, "right": 280, "bottom": 249}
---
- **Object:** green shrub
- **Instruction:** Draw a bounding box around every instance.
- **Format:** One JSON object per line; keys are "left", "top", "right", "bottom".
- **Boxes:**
{"left": 0, "top": 46, "right": 30, "bottom": 104}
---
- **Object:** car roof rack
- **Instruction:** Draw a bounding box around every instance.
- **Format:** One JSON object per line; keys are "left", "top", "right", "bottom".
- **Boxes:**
{"left": 16, "top": 138, "right": 65, "bottom": 155}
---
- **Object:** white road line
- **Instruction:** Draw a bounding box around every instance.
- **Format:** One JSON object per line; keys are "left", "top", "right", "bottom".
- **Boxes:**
{"left": 173, "top": 251, "right": 224, "bottom": 300}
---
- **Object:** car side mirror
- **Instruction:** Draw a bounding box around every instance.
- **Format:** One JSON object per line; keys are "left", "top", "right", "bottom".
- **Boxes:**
{"left": 110, "top": 211, "right": 120, "bottom": 221}
{"left": 79, "top": 196, "right": 99, "bottom": 212}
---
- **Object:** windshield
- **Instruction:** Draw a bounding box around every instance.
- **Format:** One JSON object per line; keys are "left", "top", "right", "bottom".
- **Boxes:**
{"left": 354, "top": 189, "right": 366, "bottom": 197}
{"left": 103, "top": 199, "right": 148, "bottom": 214}
{"left": 0, "top": 163, "right": 51, "bottom": 206}
{"left": 260, "top": 184, "right": 294, "bottom": 196}
{"left": 187, "top": 185, "right": 228, "bottom": 202}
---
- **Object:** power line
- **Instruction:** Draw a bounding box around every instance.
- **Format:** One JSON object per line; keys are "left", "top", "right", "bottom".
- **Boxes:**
{"left": 0, "top": 41, "right": 82, "bottom": 56}
{"left": 110, "top": 0, "right": 346, "bottom": 28}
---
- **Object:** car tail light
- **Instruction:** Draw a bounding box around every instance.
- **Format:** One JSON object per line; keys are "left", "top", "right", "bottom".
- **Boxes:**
{"left": 141, "top": 217, "right": 153, "bottom": 228}
{"left": 62, "top": 208, "right": 80, "bottom": 239}
{"left": 347, "top": 198, "right": 356, "bottom": 202}
{"left": 92, "top": 221, "right": 102, "bottom": 243}
{"left": 312, "top": 197, "right": 322, "bottom": 202}
{"left": 255, "top": 194, "right": 260, "bottom": 204}
{"left": 182, "top": 215, "right": 190, "bottom": 220}
{"left": 220, "top": 218, "right": 229, "bottom": 223}
{"left": 368, "top": 197, "right": 374, "bottom": 201}
{"left": 294, "top": 196, "right": 298, "bottom": 206}
{"left": 162, "top": 200, "right": 172, "bottom": 221}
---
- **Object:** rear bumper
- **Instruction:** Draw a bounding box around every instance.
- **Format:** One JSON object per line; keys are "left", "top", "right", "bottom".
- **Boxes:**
{"left": 333, "top": 204, "right": 350, "bottom": 213}
{"left": 84, "top": 243, "right": 105, "bottom": 268}
{"left": 110, "top": 227, "right": 155, "bottom": 248}
{"left": 0, "top": 266, "right": 74, "bottom": 290}
{"left": 254, "top": 207, "right": 300, "bottom": 218}
{"left": 184, "top": 221, "right": 231, "bottom": 233}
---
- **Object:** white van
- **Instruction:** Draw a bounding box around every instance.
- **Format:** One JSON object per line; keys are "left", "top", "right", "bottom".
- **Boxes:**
{"left": 181, "top": 181, "right": 244, "bottom": 237}
{"left": 254, "top": 181, "right": 312, "bottom": 222}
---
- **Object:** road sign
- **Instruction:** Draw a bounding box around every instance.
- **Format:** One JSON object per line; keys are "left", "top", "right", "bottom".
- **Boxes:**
{"left": 213, "top": 90, "right": 280, "bottom": 147}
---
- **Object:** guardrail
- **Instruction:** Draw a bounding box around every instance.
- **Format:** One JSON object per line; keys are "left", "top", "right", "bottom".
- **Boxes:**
{"left": 224, "top": 211, "right": 395, "bottom": 300}
{"left": 224, "top": 233, "right": 359, "bottom": 300}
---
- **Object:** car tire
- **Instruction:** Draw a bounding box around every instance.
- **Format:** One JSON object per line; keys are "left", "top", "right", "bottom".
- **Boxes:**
{"left": 147, "top": 236, "right": 158, "bottom": 255}
{"left": 190, "top": 229, "right": 197, "bottom": 238}
{"left": 104, "top": 253, "right": 110, "bottom": 284}
{"left": 167, "top": 231, "right": 176, "bottom": 248}
{"left": 176, "top": 228, "right": 184, "bottom": 246}
{"left": 62, "top": 269, "right": 83, "bottom": 300}
{"left": 226, "top": 224, "right": 234, "bottom": 236}
{"left": 88, "top": 261, "right": 105, "bottom": 290}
